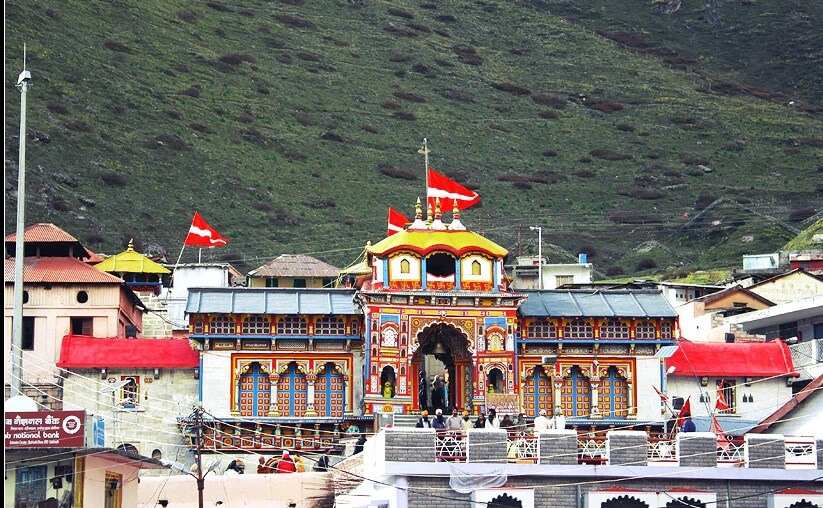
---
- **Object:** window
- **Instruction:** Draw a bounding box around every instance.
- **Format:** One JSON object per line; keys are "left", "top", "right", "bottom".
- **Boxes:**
{"left": 527, "top": 319, "right": 557, "bottom": 339}
{"left": 77, "top": 291, "right": 89, "bottom": 303}
{"left": 265, "top": 277, "right": 279, "bottom": 288}
{"left": 242, "top": 316, "right": 271, "bottom": 334}
{"left": 192, "top": 317, "right": 205, "bottom": 334}
{"left": 635, "top": 321, "right": 656, "bottom": 339}
{"left": 22, "top": 317, "right": 35, "bottom": 350}
{"left": 400, "top": 259, "right": 410, "bottom": 274}
{"left": 600, "top": 319, "right": 629, "bottom": 339}
{"left": 121, "top": 376, "right": 140, "bottom": 407}
{"left": 564, "top": 319, "right": 593, "bottom": 339}
{"left": 209, "top": 316, "right": 235, "bottom": 334}
{"left": 316, "top": 316, "right": 345, "bottom": 335}
{"left": 322, "top": 278, "right": 335, "bottom": 287}
{"left": 23, "top": 290, "right": 29, "bottom": 304}
{"left": 555, "top": 275, "right": 574, "bottom": 287}
{"left": 71, "top": 317, "right": 93, "bottom": 335}
{"left": 293, "top": 278, "right": 307, "bottom": 288}
{"left": 660, "top": 323, "right": 672, "bottom": 339}
{"left": 471, "top": 260, "right": 482, "bottom": 276}
{"left": 277, "top": 316, "right": 307, "bottom": 335}
{"left": 717, "top": 380, "right": 735, "bottom": 414}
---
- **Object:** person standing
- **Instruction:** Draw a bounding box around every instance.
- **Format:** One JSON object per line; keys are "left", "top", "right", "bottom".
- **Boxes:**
{"left": 257, "top": 456, "right": 272, "bottom": 474}
{"left": 550, "top": 406, "right": 566, "bottom": 430}
{"left": 533, "top": 409, "right": 550, "bottom": 431}
{"left": 432, "top": 408, "right": 447, "bottom": 429}
{"left": 416, "top": 410, "right": 433, "bottom": 428}
{"left": 431, "top": 377, "right": 445, "bottom": 412}
{"left": 354, "top": 433, "right": 367, "bottom": 455}
{"left": 485, "top": 408, "right": 500, "bottom": 429}
{"left": 315, "top": 449, "right": 331, "bottom": 472}
{"left": 681, "top": 417, "right": 696, "bottom": 433}
{"left": 474, "top": 412, "right": 487, "bottom": 429}
{"left": 275, "top": 451, "right": 296, "bottom": 473}
{"left": 418, "top": 371, "right": 428, "bottom": 412}
{"left": 446, "top": 408, "right": 463, "bottom": 430}
{"left": 461, "top": 410, "right": 474, "bottom": 431}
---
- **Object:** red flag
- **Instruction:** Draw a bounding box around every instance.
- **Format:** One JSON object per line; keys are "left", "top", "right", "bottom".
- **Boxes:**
{"left": 710, "top": 415, "right": 730, "bottom": 449}
{"left": 653, "top": 385, "right": 670, "bottom": 404}
{"left": 387, "top": 207, "right": 410, "bottom": 236}
{"left": 676, "top": 396, "right": 691, "bottom": 428}
{"left": 185, "top": 211, "right": 228, "bottom": 247}
{"left": 715, "top": 389, "right": 730, "bottom": 412}
{"left": 427, "top": 168, "right": 479, "bottom": 211}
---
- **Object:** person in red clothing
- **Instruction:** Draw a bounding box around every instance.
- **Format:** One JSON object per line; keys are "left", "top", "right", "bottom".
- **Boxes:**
{"left": 275, "top": 450, "right": 296, "bottom": 473}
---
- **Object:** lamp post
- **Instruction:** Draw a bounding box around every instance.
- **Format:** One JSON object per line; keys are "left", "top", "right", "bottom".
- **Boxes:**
{"left": 12, "top": 48, "right": 31, "bottom": 396}
{"left": 529, "top": 226, "right": 542, "bottom": 290}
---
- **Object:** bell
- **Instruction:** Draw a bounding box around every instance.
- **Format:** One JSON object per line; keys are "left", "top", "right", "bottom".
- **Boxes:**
{"left": 432, "top": 341, "right": 447, "bottom": 355}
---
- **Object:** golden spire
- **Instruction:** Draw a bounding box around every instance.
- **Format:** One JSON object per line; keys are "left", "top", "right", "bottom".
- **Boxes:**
{"left": 415, "top": 197, "right": 423, "bottom": 220}
{"left": 453, "top": 203, "right": 460, "bottom": 221}
{"left": 127, "top": 239, "right": 134, "bottom": 251}
{"left": 426, "top": 200, "right": 433, "bottom": 226}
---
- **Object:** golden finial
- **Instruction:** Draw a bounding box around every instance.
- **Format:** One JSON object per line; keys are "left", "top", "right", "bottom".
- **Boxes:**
{"left": 435, "top": 198, "right": 442, "bottom": 220}
{"left": 127, "top": 239, "right": 134, "bottom": 251}
{"left": 426, "top": 201, "right": 433, "bottom": 225}
{"left": 453, "top": 203, "right": 460, "bottom": 220}
{"left": 415, "top": 197, "right": 422, "bottom": 219}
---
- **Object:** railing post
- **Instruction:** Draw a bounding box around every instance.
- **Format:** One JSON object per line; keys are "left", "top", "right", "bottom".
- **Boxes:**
{"left": 606, "top": 430, "right": 647, "bottom": 466}
{"left": 466, "top": 429, "right": 507, "bottom": 463}
{"left": 538, "top": 430, "right": 578, "bottom": 465}
{"left": 677, "top": 432, "right": 718, "bottom": 468}
{"left": 745, "top": 434, "right": 785, "bottom": 469}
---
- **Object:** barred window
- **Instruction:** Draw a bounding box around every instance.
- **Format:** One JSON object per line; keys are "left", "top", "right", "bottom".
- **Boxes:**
{"left": 192, "top": 317, "right": 205, "bottom": 334}
{"left": 527, "top": 319, "right": 557, "bottom": 339}
{"left": 209, "top": 315, "right": 235, "bottom": 334}
{"left": 316, "top": 316, "right": 345, "bottom": 335}
{"left": 600, "top": 319, "right": 629, "bottom": 339}
{"left": 635, "top": 321, "right": 656, "bottom": 339}
{"left": 277, "top": 316, "right": 307, "bottom": 335}
{"left": 351, "top": 320, "right": 359, "bottom": 335}
{"left": 660, "top": 323, "right": 673, "bottom": 339}
{"left": 242, "top": 316, "right": 271, "bottom": 334}
{"left": 563, "top": 319, "right": 593, "bottom": 339}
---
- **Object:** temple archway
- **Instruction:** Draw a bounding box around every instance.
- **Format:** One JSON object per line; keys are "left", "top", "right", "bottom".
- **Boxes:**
{"left": 412, "top": 323, "right": 472, "bottom": 412}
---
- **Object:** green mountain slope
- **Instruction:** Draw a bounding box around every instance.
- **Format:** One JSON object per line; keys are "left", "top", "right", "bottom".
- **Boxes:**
{"left": 5, "top": 0, "right": 821, "bottom": 274}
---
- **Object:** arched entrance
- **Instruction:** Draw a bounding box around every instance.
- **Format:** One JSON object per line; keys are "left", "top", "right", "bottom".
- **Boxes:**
{"left": 413, "top": 323, "right": 472, "bottom": 412}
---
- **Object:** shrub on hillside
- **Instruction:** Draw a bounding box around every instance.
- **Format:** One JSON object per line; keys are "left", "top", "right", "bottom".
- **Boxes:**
{"left": 50, "top": 197, "right": 71, "bottom": 212}
{"left": 434, "top": 28, "right": 450, "bottom": 38}
{"left": 694, "top": 193, "right": 718, "bottom": 210}
{"left": 269, "top": 208, "right": 300, "bottom": 226}
{"left": 489, "top": 124, "right": 510, "bottom": 132}
{"left": 380, "top": 101, "right": 402, "bottom": 110}
{"left": 635, "top": 257, "right": 657, "bottom": 271}
{"left": 532, "top": 93, "right": 567, "bottom": 108}
{"left": 206, "top": 2, "right": 231, "bottom": 11}
{"left": 273, "top": 14, "right": 314, "bottom": 28}
{"left": 389, "top": 53, "right": 411, "bottom": 62}
{"left": 47, "top": 103, "right": 69, "bottom": 115}
{"left": 788, "top": 207, "right": 816, "bottom": 222}
{"left": 513, "top": 181, "right": 533, "bottom": 190}
{"left": 378, "top": 164, "right": 417, "bottom": 180}
{"left": 434, "top": 58, "right": 454, "bottom": 67}
{"left": 189, "top": 123, "right": 211, "bottom": 133}
{"left": 384, "top": 24, "right": 418, "bottom": 37}
{"left": 177, "top": 10, "right": 197, "bottom": 22}
{"left": 303, "top": 198, "right": 336, "bottom": 209}
{"left": 586, "top": 100, "right": 624, "bottom": 113}
{"left": 182, "top": 86, "right": 201, "bottom": 98}
{"left": 590, "top": 148, "right": 632, "bottom": 161}
{"left": 294, "top": 115, "right": 317, "bottom": 126}
{"left": 393, "top": 111, "right": 416, "bottom": 121}
{"left": 575, "top": 169, "right": 596, "bottom": 178}
{"left": 542, "top": 150, "right": 558, "bottom": 157}
{"left": 100, "top": 172, "right": 127, "bottom": 186}
{"left": 538, "top": 110, "right": 558, "bottom": 119}
{"left": 800, "top": 137, "right": 823, "bottom": 147}
{"left": 284, "top": 150, "right": 307, "bottom": 161}
{"left": 682, "top": 156, "right": 710, "bottom": 166}
{"left": 321, "top": 132, "right": 345, "bottom": 142}
{"left": 437, "top": 14, "right": 457, "bottom": 23}
{"left": 362, "top": 124, "right": 379, "bottom": 134}
{"left": 606, "top": 266, "right": 625, "bottom": 277}
{"left": 237, "top": 112, "right": 254, "bottom": 124}
{"left": 393, "top": 91, "right": 426, "bottom": 102}
{"left": 388, "top": 7, "right": 414, "bottom": 18}
{"left": 66, "top": 120, "right": 92, "bottom": 132}
{"left": 454, "top": 46, "right": 483, "bottom": 66}
{"left": 219, "top": 53, "right": 256, "bottom": 65}
{"left": 491, "top": 82, "right": 531, "bottom": 95}
{"left": 103, "top": 40, "right": 130, "bottom": 53}
{"left": 408, "top": 22, "right": 431, "bottom": 33}
{"left": 632, "top": 187, "right": 666, "bottom": 200}
{"left": 616, "top": 124, "right": 635, "bottom": 132}
{"left": 297, "top": 52, "right": 320, "bottom": 62}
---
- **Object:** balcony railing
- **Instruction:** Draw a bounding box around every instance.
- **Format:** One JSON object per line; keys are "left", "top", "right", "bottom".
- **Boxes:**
{"left": 647, "top": 432, "right": 678, "bottom": 465}
{"left": 785, "top": 436, "right": 816, "bottom": 468}
{"left": 717, "top": 436, "right": 746, "bottom": 466}
{"left": 577, "top": 434, "right": 608, "bottom": 465}
{"left": 507, "top": 430, "right": 539, "bottom": 462}
{"left": 435, "top": 430, "right": 467, "bottom": 462}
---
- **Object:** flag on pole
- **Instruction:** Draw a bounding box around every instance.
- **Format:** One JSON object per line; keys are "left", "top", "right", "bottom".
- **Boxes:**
{"left": 676, "top": 396, "right": 691, "bottom": 429}
{"left": 710, "top": 415, "right": 730, "bottom": 449}
{"left": 652, "top": 385, "right": 670, "bottom": 404}
{"left": 185, "top": 211, "right": 228, "bottom": 247}
{"left": 388, "top": 207, "right": 410, "bottom": 236}
{"left": 427, "top": 168, "right": 479, "bottom": 212}
{"left": 715, "top": 389, "right": 730, "bottom": 412}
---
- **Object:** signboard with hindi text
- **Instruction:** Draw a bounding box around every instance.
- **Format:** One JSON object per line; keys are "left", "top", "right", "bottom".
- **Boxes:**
{"left": 5, "top": 411, "right": 86, "bottom": 448}
{"left": 484, "top": 393, "right": 519, "bottom": 416}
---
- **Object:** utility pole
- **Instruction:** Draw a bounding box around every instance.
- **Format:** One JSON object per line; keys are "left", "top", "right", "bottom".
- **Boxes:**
{"left": 194, "top": 405, "right": 205, "bottom": 508}
{"left": 12, "top": 46, "right": 32, "bottom": 396}
{"left": 530, "top": 226, "right": 542, "bottom": 290}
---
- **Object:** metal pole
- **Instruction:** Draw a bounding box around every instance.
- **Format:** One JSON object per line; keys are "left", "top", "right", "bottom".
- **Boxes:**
{"left": 12, "top": 47, "right": 31, "bottom": 396}
{"left": 530, "top": 226, "right": 542, "bottom": 290}
{"left": 195, "top": 406, "right": 205, "bottom": 508}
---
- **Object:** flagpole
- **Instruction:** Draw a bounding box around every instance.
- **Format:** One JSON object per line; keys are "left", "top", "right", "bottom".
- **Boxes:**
{"left": 421, "top": 138, "right": 429, "bottom": 200}
{"left": 198, "top": 248, "right": 202, "bottom": 263}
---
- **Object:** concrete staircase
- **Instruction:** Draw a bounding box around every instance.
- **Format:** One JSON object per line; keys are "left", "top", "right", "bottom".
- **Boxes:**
{"left": 386, "top": 413, "right": 422, "bottom": 428}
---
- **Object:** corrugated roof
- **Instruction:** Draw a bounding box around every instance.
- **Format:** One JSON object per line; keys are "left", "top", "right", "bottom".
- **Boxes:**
{"left": 5, "top": 223, "right": 79, "bottom": 243}
{"left": 668, "top": 339, "right": 799, "bottom": 378}
{"left": 518, "top": 290, "right": 678, "bottom": 318}
{"left": 249, "top": 254, "right": 340, "bottom": 278}
{"left": 186, "top": 287, "right": 359, "bottom": 315}
{"left": 368, "top": 229, "right": 508, "bottom": 258}
{"left": 4, "top": 257, "right": 124, "bottom": 284}
{"left": 93, "top": 243, "right": 170, "bottom": 274}
{"left": 57, "top": 335, "right": 199, "bottom": 369}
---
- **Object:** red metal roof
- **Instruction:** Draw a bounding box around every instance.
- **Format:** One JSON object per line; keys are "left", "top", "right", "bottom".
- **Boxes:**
{"left": 57, "top": 335, "right": 199, "bottom": 369}
{"left": 4, "top": 257, "right": 124, "bottom": 284}
{"left": 669, "top": 339, "right": 798, "bottom": 378}
{"left": 5, "top": 223, "right": 80, "bottom": 243}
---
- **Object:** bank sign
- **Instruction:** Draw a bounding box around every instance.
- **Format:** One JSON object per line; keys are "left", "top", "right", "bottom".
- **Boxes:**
{"left": 5, "top": 411, "right": 86, "bottom": 448}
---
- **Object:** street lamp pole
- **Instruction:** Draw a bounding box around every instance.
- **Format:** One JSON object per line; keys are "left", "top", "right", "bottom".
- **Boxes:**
{"left": 530, "top": 226, "right": 542, "bottom": 290}
{"left": 12, "top": 46, "right": 32, "bottom": 396}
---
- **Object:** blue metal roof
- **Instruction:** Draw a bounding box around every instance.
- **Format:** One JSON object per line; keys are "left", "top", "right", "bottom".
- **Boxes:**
{"left": 519, "top": 290, "right": 677, "bottom": 318}
{"left": 185, "top": 288, "right": 359, "bottom": 315}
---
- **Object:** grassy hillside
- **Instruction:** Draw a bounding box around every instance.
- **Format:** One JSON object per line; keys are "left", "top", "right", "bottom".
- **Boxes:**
{"left": 5, "top": 0, "right": 821, "bottom": 275}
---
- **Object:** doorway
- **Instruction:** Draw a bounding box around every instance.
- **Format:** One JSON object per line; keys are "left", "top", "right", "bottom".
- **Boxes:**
{"left": 414, "top": 323, "right": 471, "bottom": 412}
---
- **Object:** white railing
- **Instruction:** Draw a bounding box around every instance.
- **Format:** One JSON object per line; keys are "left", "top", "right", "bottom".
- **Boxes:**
{"left": 785, "top": 436, "right": 817, "bottom": 469}
{"left": 506, "top": 431, "right": 539, "bottom": 462}
{"left": 435, "top": 430, "right": 467, "bottom": 462}
{"left": 717, "top": 437, "right": 745, "bottom": 467}
{"left": 647, "top": 434, "right": 678, "bottom": 465}
{"left": 578, "top": 436, "right": 608, "bottom": 465}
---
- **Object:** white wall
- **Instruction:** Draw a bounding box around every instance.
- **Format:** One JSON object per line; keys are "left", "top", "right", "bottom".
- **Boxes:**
{"left": 666, "top": 376, "right": 793, "bottom": 425}
{"left": 202, "top": 352, "right": 234, "bottom": 417}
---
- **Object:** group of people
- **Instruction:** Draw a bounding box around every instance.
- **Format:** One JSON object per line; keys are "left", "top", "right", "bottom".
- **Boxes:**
{"left": 418, "top": 371, "right": 449, "bottom": 414}
{"left": 416, "top": 406, "right": 566, "bottom": 430}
